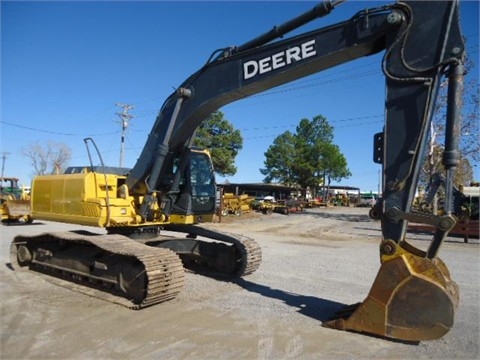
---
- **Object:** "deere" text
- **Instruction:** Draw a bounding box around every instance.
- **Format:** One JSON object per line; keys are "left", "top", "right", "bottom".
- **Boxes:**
{"left": 243, "top": 39, "right": 316, "bottom": 80}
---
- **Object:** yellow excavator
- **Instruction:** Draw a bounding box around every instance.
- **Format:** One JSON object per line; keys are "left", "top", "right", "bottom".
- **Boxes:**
{"left": 1, "top": 177, "right": 32, "bottom": 224}
{"left": 11, "top": 0, "right": 466, "bottom": 342}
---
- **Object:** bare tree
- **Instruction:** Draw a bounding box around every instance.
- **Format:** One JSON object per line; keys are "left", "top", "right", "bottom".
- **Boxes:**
{"left": 51, "top": 144, "right": 71, "bottom": 174}
{"left": 418, "top": 54, "right": 478, "bottom": 214}
{"left": 420, "top": 56, "right": 478, "bottom": 190}
{"left": 22, "top": 142, "right": 71, "bottom": 176}
{"left": 432, "top": 55, "right": 479, "bottom": 168}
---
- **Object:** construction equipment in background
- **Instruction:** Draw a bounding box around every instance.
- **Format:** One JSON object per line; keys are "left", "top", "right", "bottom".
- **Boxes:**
{"left": 453, "top": 184, "right": 480, "bottom": 242}
{"left": 250, "top": 196, "right": 289, "bottom": 215}
{"left": 304, "top": 198, "right": 325, "bottom": 208}
{"left": 408, "top": 175, "right": 479, "bottom": 242}
{"left": 278, "top": 198, "right": 304, "bottom": 213}
{"left": 10, "top": 0, "right": 467, "bottom": 342}
{"left": 1, "top": 177, "right": 32, "bottom": 224}
{"left": 220, "top": 193, "right": 255, "bottom": 216}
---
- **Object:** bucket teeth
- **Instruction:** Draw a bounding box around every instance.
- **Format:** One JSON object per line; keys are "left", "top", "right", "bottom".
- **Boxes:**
{"left": 323, "top": 240, "right": 458, "bottom": 342}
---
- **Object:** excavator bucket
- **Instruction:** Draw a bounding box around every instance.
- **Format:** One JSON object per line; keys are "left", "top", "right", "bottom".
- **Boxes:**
{"left": 323, "top": 240, "right": 459, "bottom": 342}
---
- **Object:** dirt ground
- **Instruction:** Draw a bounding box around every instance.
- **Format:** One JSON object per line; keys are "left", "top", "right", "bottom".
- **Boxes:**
{"left": 1, "top": 207, "right": 479, "bottom": 360}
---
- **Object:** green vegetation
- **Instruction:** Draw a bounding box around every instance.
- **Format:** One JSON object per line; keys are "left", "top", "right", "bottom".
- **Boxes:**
{"left": 193, "top": 111, "right": 243, "bottom": 177}
{"left": 261, "top": 115, "right": 351, "bottom": 192}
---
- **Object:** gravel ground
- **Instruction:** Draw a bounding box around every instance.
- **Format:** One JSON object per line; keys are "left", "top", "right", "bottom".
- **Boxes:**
{"left": 1, "top": 206, "right": 479, "bottom": 359}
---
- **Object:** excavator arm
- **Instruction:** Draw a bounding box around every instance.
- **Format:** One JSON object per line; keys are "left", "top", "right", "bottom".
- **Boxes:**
{"left": 123, "top": 1, "right": 466, "bottom": 341}
{"left": 126, "top": 1, "right": 464, "bottom": 229}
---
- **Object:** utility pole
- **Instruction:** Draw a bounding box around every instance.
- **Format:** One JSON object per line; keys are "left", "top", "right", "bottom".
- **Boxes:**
{"left": 115, "top": 103, "right": 134, "bottom": 168}
{"left": 1, "top": 152, "right": 10, "bottom": 178}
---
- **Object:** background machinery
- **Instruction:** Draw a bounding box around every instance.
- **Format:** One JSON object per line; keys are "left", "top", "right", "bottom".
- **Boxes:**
{"left": 1, "top": 177, "right": 32, "bottom": 224}
{"left": 408, "top": 174, "right": 480, "bottom": 242}
{"left": 10, "top": 0, "right": 466, "bottom": 342}
{"left": 220, "top": 193, "right": 255, "bottom": 216}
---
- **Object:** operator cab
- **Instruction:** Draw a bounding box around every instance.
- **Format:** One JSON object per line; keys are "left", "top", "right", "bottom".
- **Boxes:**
{"left": 171, "top": 149, "right": 216, "bottom": 216}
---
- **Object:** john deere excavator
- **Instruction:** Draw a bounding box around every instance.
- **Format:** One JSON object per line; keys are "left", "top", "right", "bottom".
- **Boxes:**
{"left": 10, "top": 0, "right": 466, "bottom": 342}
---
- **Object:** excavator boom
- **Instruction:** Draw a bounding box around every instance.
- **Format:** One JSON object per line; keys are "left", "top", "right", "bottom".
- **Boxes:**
{"left": 130, "top": 0, "right": 466, "bottom": 341}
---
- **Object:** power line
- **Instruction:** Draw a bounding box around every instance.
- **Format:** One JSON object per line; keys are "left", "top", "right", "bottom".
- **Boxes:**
{"left": 0, "top": 120, "right": 119, "bottom": 137}
{"left": 243, "top": 119, "right": 384, "bottom": 140}
{"left": 240, "top": 114, "right": 383, "bottom": 132}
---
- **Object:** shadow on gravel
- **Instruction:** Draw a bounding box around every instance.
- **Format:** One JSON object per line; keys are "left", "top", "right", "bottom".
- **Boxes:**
{"left": 233, "top": 278, "right": 346, "bottom": 322}
{"left": 233, "top": 278, "right": 421, "bottom": 344}
{"left": 301, "top": 211, "right": 372, "bottom": 223}
{"left": 1, "top": 222, "right": 45, "bottom": 227}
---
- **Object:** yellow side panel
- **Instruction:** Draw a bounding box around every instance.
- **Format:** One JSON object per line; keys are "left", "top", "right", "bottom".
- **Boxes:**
{"left": 62, "top": 175, "right": 86, "bottom": 215}
{"left": 31, "top": 172, "right": 137, "bottom": 228}
{"left": 170, "top": 214, "right": 214, "bottom": 225}
{"left": 32, "top": 174, "right": 86, "bottom": 216}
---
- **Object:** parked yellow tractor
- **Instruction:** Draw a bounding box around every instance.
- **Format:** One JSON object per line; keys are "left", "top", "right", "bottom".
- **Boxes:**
{"left": 1, "top": 177, "right": 32, "bottom": 224}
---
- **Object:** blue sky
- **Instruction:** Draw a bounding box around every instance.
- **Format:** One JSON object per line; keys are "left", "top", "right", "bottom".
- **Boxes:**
{"left": 2, "top": 0, "right": 479, "bottom": 193}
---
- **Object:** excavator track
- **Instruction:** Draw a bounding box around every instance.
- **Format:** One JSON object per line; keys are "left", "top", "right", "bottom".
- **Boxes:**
{"left": 10, "top": 231, "right": 185, "bottom": 309}
{"left": 230, "top": 234, "right": 263, "bottom": 276}
{"left": 120, "top": 224, "right": 262, "bottom": 278}
{"left": 159, "top": 225, "right": 262, "bottom": 277}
